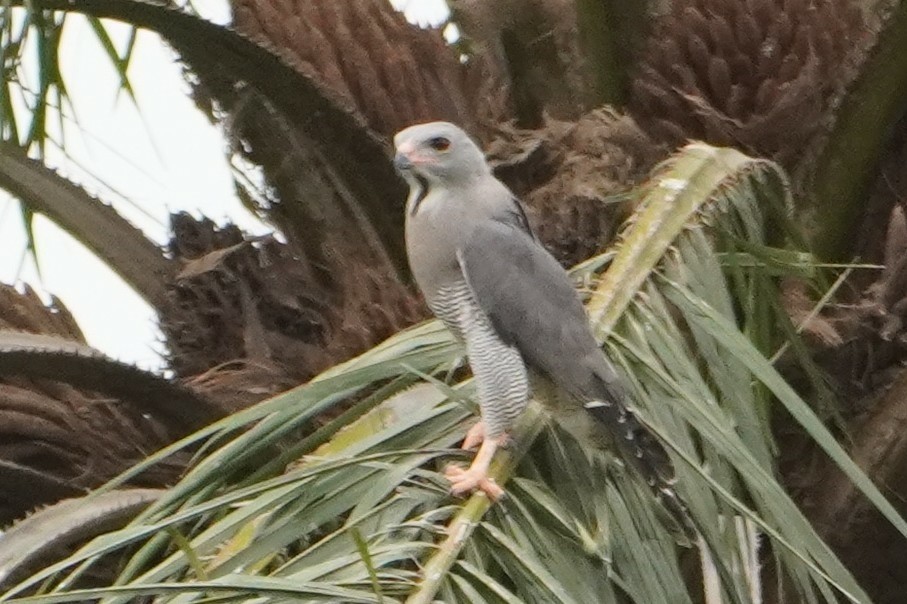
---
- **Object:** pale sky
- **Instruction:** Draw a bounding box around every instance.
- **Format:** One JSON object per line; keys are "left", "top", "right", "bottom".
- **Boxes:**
{"left": 0, "top": 0, "right": 448, "bottom": 371}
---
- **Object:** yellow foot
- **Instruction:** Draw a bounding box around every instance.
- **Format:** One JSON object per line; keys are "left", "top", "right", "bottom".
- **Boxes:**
{"left": 462, "top": 421, "right": 486, "bottom": 450}
{"left": 444, "top": 432, "right": 507, "bottom": 500}
{"left": 445, "top": 464, "right": 505, "bottom": 500}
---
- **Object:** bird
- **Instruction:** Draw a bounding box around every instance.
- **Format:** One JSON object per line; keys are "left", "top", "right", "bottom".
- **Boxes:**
{"left": 393, "top": 121, "right": 679, "bottom": 510}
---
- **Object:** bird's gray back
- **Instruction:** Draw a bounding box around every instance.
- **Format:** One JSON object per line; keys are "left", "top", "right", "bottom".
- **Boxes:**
{"left": 457, "top": 219, "right": 618, "bottom": 399}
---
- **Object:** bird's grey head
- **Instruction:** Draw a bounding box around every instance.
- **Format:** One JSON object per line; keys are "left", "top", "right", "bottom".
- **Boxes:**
{"left": 393, "top": 122, "right": 490, "bottom": 195}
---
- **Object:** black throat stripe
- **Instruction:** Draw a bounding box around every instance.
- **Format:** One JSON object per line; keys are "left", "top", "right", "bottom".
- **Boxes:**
{"left": 410, "top": 175, "right": 430, "bottom": 216}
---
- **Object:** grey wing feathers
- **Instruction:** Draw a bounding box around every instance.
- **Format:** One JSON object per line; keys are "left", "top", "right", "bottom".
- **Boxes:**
{"left": 456, "top": 214, "right": 616, "bottom": 401}
{"left": 458, "top": 210, "right": 681, "bottom": 499}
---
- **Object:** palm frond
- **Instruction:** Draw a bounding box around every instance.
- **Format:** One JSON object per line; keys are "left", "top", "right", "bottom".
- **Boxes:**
{"left": 12, "top": 0, "right": 408, "bottom": 276}
{"left": 0, "top": 489, "right": 162, "bottom": 589}
{"left": 0, "top": 144, "right": 175, "bottom": 310}
{"left": 2, "top": 143, "right": 898, "bottom": 604}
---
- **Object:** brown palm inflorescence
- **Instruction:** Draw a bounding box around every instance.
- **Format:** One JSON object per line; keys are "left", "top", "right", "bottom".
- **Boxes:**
{"left": 232, "top": 0, "right": 475, "bottom": 137}
{"left": 630, "top": 0, "right": 866, "bottom": 165}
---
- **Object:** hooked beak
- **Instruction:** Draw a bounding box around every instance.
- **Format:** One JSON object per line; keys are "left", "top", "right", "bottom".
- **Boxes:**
{"left": 393, "top": 152, "right": 413, "bottom": 172}
{"left": 393, "top": 140, "right": 433, "bottom": 173}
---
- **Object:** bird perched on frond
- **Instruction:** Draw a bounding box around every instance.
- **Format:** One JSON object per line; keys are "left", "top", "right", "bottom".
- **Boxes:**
{"left": 394, "top": 121, "right": 684, "bottom": 521}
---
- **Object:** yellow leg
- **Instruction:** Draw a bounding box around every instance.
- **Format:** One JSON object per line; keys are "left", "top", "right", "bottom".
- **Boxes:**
{"left": 461, "top": 421, "right": 486, "bottom": 450}
{"left": 445, "top": 434, "right": 506, "bottom": 500}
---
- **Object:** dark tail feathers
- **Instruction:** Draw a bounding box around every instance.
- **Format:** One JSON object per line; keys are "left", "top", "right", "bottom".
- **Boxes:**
{"left": 583, "top": 377, "right": 695, "bottom": 539}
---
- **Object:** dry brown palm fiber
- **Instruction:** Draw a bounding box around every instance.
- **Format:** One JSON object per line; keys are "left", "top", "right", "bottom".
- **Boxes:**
{"left": 486, "top": 109, "right": 666, "bottom": 268}
{"left": 0, "top": 284, "right": 84, "bottom": 342}
{"left": 162, "top": 213, "right": 425, "bottom": 387}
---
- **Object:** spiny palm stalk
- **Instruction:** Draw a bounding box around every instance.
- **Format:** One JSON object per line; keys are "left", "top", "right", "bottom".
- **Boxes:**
{"left": 629, "top": 0, "right": 866, "bottom": 165}
{"left": 0, "top": 489, "right": 163, "bottom": 590}
{"left": 1, "top": 144, "right": 901, "bottom": 604}
{"left": 0, "top": 285, "right": 220, "bottom": 525}
{"left": 168, "top": 1, "right": 463, "bottom": 389}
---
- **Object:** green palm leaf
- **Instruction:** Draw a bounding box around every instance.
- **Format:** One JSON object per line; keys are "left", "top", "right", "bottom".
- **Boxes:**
{"left": 2, "top": 143, "right": 899, "bottom": 604}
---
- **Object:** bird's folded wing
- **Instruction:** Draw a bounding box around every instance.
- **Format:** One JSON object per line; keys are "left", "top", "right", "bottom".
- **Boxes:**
{"left": 456, "top": 217, "right": 602, "bottom": 386}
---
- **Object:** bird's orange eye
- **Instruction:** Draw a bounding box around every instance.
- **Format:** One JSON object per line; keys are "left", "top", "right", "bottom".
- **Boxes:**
{"left": 428, "top": 137, "right": 451, "bottom": 152}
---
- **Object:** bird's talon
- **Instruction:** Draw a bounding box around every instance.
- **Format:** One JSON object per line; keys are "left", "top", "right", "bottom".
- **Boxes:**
{"left": 444, "top": 464, "right": 504, "bottom": 500}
